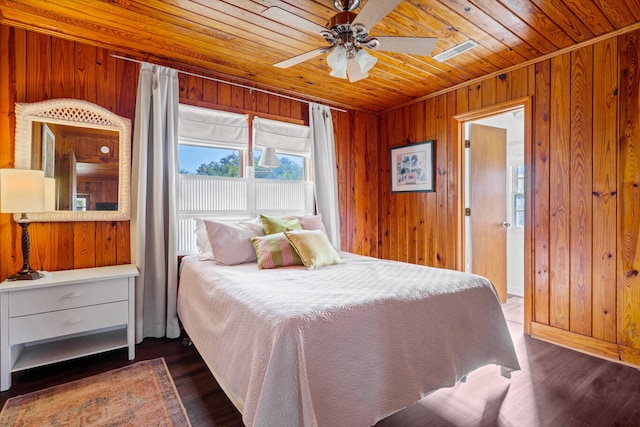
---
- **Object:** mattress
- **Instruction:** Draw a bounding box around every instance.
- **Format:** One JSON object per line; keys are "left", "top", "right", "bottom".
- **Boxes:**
{"left": 177, "top": 252, "right": 519, "bottom": 427}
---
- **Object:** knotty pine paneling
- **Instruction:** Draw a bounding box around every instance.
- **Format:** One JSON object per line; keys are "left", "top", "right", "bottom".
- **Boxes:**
{"left": 619, "top": 31, "right": 640, "bottom": 358}
{"left": 0, "top": 24, "right": 373, "bottom": 282}
{"left": 329, "top": 109, "right": 379, "bottom": 256}
{"left": 4, "top": 21, "right": 640, "bottom": 367}
{"left": 0, "top": 26, "right": 136, "bottom": 279}
{"left": 177, "top": 73, "right": 307, "bottom": 124}
{"left": 533, "top": 60, "right": 552, "bottom": 327}
{"left": 350, "top": 110, "right": 379, "bottom": 257}
{"left": 569, "top": 46, "right": 594, "bottom": 336}
{"left": 176, "top": 67, "right": 378, "bottom": 258}
{"left": 176, "top": 71, "right": 379, "bottom": 259}
{"left": 549, "top": 53, "right": 572, "bottom": 331}
{"left": 379, "top": 96, "right": 448, "bottom": 267}
{"left": 591, "top": 37, "right": 618, "bottom": 343}
{"left": 378, "top": 30, "right": 640, "bottom": 365}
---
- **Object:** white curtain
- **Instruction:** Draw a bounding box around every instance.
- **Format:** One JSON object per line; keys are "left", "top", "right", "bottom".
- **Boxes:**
{"left": 131, "top": 62, "right": 180, "bottom": 341}
{"left": 309, "top": 103, "right": 340, "bottom": 249}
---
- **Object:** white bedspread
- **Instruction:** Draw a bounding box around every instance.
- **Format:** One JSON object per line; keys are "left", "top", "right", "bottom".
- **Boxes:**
{"left": 177, "top": 252, "right": 519, "bottom": 427}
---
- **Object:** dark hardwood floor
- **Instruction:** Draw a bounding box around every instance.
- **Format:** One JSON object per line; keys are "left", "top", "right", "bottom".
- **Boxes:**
{"left": 2, "top": 296, "right": 640, "bottom": 426}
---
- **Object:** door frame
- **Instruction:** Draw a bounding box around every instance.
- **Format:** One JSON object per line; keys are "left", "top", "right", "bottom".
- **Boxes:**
{"left": 452, "top": 97, "right": 533, "bottom": 335}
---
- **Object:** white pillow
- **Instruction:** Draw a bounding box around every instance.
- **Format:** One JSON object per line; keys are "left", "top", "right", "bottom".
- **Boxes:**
{"left": 194, "top": 218, "right": 215, "bottom": 261}
{"left": 282, "top": 213, "right": 328, "bottom": 236}
{"left": 204, "top": 219, "right": 265, "bottom": 265}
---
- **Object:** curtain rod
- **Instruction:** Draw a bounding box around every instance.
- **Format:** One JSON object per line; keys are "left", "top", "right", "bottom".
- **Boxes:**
{"left": 110, "top": 54, "right": 347, "bottom": 113}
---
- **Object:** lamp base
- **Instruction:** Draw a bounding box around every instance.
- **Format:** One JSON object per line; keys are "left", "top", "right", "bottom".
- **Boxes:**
{"left": 8, "top": 268, "right": 43, "bottom": 281}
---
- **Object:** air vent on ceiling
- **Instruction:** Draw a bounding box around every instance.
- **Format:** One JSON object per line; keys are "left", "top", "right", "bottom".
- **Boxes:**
{"left": 433, "top": 40, "right": 478, "bottom": 62}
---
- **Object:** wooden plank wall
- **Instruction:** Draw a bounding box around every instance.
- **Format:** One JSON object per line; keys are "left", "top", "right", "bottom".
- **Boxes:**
{"left": 332, "top": 110, "right": 379, "bottom": 255}
{"left": 379, "top": 91, "right": 458, "bottom": 268}
{"left": 170, "top": 72, "right": 380, "bottom": 257}
{"left": 3, "top": 21, "right": 639, "bottom": 365}
{"left": 0, "top": 25, "right": 137, "bottom": 279}
{"left": 378, "top": 31, "right": 640, "bottom": 364}
{"left": 0, "top": 24, "right": 374, "bottom": 282}
{"left": 618, "top": 31, "right": 640, "bottom": 364}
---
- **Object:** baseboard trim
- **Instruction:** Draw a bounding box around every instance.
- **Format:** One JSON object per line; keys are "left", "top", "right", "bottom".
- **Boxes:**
{"left": 531, "top": 322, "right": 640, "bottom": 369}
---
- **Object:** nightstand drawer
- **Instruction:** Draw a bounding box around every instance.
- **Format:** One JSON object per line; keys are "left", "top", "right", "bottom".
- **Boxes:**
{"left": 9, "top": 301, "right": 129, "bottom": 345}
{"left": 9, "top": 279, "right": 128, "bottom": 317}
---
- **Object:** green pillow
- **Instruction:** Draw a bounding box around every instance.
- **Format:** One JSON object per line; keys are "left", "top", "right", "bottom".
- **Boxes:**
{"left": 250, "top": 232, "right": 303, "bottom": 269}
{"left": 260, "top": 214, "right": 302, "bottom": 234}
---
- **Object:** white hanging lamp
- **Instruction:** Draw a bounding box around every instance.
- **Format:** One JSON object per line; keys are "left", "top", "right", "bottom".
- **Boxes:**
{"left": 258, "top": 147, "right": 280, "bottom": 168}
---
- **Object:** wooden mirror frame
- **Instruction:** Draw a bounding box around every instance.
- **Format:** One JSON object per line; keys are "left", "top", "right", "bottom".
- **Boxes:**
{"left": 14, "top": 99, "right": 131, "bottom": 222}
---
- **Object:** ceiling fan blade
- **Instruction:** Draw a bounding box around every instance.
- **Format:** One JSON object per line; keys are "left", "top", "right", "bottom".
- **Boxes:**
{"left": 262, "top": 6, "right": 327, "bottom": 34}
{"left": 346, "top": 58, "right": 368, "bottom": 82}
{"left": 372, "top": 36, "right": 438, "bottom": 57}
{"left": 274, "top": 47, "right": 330, "bottom": 68}
{"left": 352, "top": 0, "right": 403, "bottom": 29}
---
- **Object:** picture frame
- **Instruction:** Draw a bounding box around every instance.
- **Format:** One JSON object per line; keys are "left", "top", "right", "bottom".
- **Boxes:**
{"left": 390, "top": 140, "right": 435, "bottom": 193}
{"left": 42, "top": 123, "right": 55, "bottom": 178}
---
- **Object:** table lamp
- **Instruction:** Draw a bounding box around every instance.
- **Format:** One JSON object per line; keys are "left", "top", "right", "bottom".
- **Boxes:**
{"left": 0, "top": 169, "right": 45, "bottom": 280}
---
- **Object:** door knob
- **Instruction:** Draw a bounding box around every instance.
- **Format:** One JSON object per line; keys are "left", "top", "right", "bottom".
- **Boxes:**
{"left": 501, "top": 221, "right": 511, "bottom": 228}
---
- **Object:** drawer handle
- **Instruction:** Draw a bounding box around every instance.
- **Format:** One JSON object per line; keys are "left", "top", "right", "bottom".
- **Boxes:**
{"left": 66, "top": 292, "right": 83, "bottom": 298}
{"left": 66, "top": 318, "right": 83, "bottom": 324}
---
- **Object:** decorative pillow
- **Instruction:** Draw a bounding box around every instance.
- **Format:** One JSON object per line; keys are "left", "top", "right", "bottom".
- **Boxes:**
{"left": 194, "top": 218, "right": 215, "bottom": 261}
{"left": 260, "top": 214, "right": 302, "bottom": 235}
{"left": 204, "top": 219, "right": 265, "bottom": 265}
{"left": 283, "top": 214, "right": 328, "bottom": 236}
{"left": 285, "top": 229, "right": 342, "bottom": 270}
{"left": 250, "top": 232, "right": 303, "bottom": 269}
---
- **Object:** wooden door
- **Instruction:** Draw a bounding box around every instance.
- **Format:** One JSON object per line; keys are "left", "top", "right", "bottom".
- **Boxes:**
{"left": 469, "top": 124, "right": 508, "bottom": 302}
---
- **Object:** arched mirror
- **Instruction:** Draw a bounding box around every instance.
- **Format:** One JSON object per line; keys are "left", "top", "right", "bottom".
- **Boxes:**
{"left": 14, "top": 99, "right": 131, "bottom": 221}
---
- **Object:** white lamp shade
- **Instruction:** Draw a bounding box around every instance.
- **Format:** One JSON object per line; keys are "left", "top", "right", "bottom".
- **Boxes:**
{"left": 258, "top": 147, "right": 280, "bottom": 168}
{"left": 0, "top": 169, "right": 45, "bottom": 213}
{"left": 327, "top": 45, "right": 348, "bottom": 79}
{"left": 44, "top": 177, "right": 56, "bottom": 211}
{"left": 356, "top": 48, "right": 378, "bottom": 73}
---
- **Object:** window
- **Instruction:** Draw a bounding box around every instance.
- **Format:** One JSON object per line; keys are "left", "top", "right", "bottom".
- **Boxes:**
{"left": 252, "top": 116, "right": 311, "bottom": 181}
{"left": 512, "top": 165, "right": 525, "bottom": 227}
{"left": 75, "top": 196, "right": 87, "bottom": 211}
{"left": 179, "top": 145, "right": 242, "bottom": 177}
{"left": 176, "top": 105, "right": 314, "bottom": 254}
{"left": 177, "top": 103, "right": 249, "bottom": 177}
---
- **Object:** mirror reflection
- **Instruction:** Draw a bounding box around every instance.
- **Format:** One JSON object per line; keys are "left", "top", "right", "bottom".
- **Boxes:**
{"left": 30, "top": 121, "right": 120, "bottom": 211}
{"left": 14, "top": 98, "right": 131, "bottom": 222}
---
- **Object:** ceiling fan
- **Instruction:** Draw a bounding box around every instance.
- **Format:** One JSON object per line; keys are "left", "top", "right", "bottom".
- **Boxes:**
{"left": 263, "top": 0, "right": 438, "bottom": 82}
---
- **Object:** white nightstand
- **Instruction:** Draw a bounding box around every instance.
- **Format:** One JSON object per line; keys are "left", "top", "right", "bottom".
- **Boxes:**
{"left": 0, "top": 264, "right": 138, "bottom": 391}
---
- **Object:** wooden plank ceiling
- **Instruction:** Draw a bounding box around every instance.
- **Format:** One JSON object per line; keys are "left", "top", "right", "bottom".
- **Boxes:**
{"left": 1, "top": 0, "right": 640, "bottom": 112}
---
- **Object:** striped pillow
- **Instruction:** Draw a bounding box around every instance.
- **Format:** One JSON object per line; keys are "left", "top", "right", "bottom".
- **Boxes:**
{"left": 250, "top": 232, "right": 302, "bottom": 269}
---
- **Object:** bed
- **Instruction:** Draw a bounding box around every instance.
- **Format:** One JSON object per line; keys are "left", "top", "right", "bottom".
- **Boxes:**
{"left": 177, "top": 250, "right": 520, "bottom": 427}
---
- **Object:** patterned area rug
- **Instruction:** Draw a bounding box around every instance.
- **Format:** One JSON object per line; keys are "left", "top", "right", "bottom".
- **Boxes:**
{"left": 0, "top": 357, "right": 191, "bottom": 426}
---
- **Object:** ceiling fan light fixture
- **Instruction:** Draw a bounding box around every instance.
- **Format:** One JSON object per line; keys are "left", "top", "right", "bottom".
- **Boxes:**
{"left": 327, "top": 45, "right": 348, "bottom": 79}
{"left": 355, "top": 48, "right": 377, "bottom": 73}
{"left": 351, "top": 23, "right": 367, "bottom": 38}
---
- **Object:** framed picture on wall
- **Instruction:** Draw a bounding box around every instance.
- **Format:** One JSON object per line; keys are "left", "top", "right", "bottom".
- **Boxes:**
{"left": 42, "top": 123, "right": 55, "bottom": 178}
{"left": 390, "top": 140, "right": 435, "bottom": 193}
